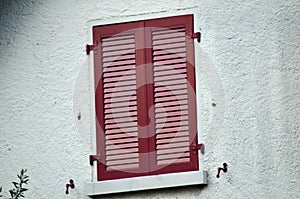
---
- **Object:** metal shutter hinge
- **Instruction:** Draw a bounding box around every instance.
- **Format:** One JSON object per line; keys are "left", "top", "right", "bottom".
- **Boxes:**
{"left": 89, "top": 154, "right": 101, "bottom": 165}
{"left": 192, "top": 32, "right": 201, "bottom": 42}
{"left": 192, "top": 143, "right": 205, "bottom": 154}
{"left": 86, "top": 44, "right": 96, "bottom": 55}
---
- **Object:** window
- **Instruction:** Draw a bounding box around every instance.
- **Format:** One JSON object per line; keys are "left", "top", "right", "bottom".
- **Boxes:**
{"left": 86, "top": 13, "right": 206, "bottom": 196}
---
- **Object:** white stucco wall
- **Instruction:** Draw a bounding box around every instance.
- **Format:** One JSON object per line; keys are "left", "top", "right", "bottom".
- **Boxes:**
{"left": 0, "top": 0, "right": 299, "bottom": 198}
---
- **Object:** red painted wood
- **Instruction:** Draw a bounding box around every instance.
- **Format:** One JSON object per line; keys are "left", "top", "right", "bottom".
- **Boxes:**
{"left": 145, "top": 15, "right": 199, "bottom": 175}
{"left": 93, "top": 14, "right": 199, "bottom": 181}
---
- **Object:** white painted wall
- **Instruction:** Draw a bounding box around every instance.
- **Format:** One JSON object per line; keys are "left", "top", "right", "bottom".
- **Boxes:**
{"left": 0, "top": 0, "right": 299, "bottom": 198}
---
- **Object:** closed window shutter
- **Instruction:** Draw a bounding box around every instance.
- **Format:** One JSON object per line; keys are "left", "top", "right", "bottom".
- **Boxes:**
{"left": 93, "top": 15, "right": 199, "bottom": 181}
{"left": 145, "top": 15, "right": 199, "bottom": 174}
{"left": 94, "top": 22, "right": 149, "bottom": 180}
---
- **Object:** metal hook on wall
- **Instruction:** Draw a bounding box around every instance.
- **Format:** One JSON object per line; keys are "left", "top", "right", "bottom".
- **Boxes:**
{"left": 65, "top": 179, "right": 75, "bottom": 194}
{"left": 216, "top": 163, "right": 228, "bottom": 178}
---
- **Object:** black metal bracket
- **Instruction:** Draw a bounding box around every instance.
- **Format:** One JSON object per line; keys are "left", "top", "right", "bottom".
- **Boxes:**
{"left": 192, "top": 32, "right": 201, "bottom": 43}
{"left": 86, "top": 44, "right": 96, "bottom": 55}
{"left": 216, "top": 163, "right": 228, "bottom": 178}
{"left": 192, "top": 143, "right": 205, "bottom": 154}
{"left": 65, "top": 179, "right": 75, "bottom": 194}
{"left": 89, "top": 155, "right": 101, "bottom": 166}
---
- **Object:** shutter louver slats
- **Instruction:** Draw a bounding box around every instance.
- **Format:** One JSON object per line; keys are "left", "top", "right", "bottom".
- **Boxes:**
{"left": 152, "top": 27, "right": 191, "bottom": 166}
{"left": 101, "top": 33, "right": 139, "bottom": 171}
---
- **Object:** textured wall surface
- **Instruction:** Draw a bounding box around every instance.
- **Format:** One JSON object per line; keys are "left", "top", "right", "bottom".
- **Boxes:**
{"left": 0, "top": 0, "right": 299, "bottom": 198}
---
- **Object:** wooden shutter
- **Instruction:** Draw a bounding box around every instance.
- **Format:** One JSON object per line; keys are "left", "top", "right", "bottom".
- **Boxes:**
{"left": 93, "top": 14, "right": 199, "bottom": 181}
{"left": 94, "top": 22, "right": 149, "bottom": 180}
{"left": 145, "top": 15, "right": 199, "bottom": 174}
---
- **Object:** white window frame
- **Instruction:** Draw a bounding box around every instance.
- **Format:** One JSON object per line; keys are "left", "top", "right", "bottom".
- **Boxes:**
{"left": 86, "top": 9, "right": 207, "bottom": 196}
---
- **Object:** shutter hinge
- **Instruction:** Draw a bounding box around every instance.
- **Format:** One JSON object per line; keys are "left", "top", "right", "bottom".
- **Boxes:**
{"left": 192, "top": 143, "right": 205, "bottom": 154}
{"left": 86, "top": 44, "right": 96, "bottom": 55}
{"left": 192, "top": 32, "right": 201, "bottom": 43}
{"left": 89, "top": 154, "right": 101, "bottom": 165}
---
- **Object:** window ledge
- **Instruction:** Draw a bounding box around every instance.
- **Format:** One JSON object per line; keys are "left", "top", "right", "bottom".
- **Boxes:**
{"left": 85, "top": 170, "right": 207, "bottom": 196}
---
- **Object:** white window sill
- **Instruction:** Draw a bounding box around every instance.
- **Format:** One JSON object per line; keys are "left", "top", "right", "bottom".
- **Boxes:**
{"left": 85, "top": 170, "right": 207, "bottom": 196}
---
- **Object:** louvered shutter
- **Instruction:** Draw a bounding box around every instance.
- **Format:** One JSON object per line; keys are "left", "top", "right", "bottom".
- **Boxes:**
{"left": 93, "top": 22, "right": 149, "bottom": 180}
{"left": 92, "top": 14, "right": 199, "bottom": 181}
{"left": 145, "top": 15, "right": 199, "bottom": 174}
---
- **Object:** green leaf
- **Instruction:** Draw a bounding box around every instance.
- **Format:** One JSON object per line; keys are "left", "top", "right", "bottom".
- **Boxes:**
{"left": 9, "top": 190, "right": 15, "bottom": 197}
{"left": 12, "top": 182, "right": 19, "bottom": 188}
{"left": 21, "top": 188, "right": 28, "bottom": 192}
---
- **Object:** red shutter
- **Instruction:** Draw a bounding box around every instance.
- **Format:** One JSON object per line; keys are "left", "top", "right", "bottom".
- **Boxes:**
{"left": 93, "top": 14, "right": 199, "bottom": 181}
{"left": 145, "top": 15, "right": 199, "bottom": 174}
{"left": 94, "top": 22, "right": 149, "bottom": 180}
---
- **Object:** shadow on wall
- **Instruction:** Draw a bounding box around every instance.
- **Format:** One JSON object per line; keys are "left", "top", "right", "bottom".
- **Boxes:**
{"left": 90, "top": 184, "right": 207, "bottom": 199}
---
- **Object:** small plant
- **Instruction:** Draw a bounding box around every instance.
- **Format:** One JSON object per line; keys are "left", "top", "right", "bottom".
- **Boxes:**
{"left": 0, "top": 169, "right": 29, "bottom": 199}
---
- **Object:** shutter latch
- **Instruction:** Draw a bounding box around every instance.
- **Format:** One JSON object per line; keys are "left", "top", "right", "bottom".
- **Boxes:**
{"left": 89, "top": 154, "right": 101, "bottom": 165}
{"left": 192, "top": 32, "right": 201, "bottom": 43}
{"left": 192, "top": 143, "right": 205, "bottom": 154}
{"left": 86, "top": 44, "right": 96, "bottom": 55}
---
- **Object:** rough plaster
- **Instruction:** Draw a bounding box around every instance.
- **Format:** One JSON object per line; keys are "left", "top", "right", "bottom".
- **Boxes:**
{"left": 0, "top": 0, "right": 299, "bottom": 198}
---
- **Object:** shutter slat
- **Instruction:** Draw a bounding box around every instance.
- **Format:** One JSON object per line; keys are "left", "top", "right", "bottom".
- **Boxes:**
{"left": 103, "top": 79, "right": 136, "bottom": 88}
{"left": 104, "top": 105, "right": 137, "bottom": 114}
{"left": 102, "top": 34, "right": 134, "bottom": 42}
{"left": 152, "top": 28, "right": 185, "bottom": 35}
{"left": 104, "top": 85, "right": 136, "bottom": 94}
{"left": 102, "top": 38, "right": 135, "bottom": 47}
{"left": 156, "top": 141, "right": 189, "bottom": 150}
{"left": 153, "top": 53, "right": 185, "bottom": 61}
{"left": 106, "top": 153, "right": 139, "bottom": 161}
{"left": 102, "top": 43, "right": 135, "bottom": 52}
{"left": 106, "top": 158, "right": 139, "bottom": 167}
{"left": 105, "top": 129, "right": 137, "bottom": 136}
{"left": 103, "top": 59, "right": 136, "bottom": 68}
{"left": 106, "top": 132, "right": 137, "bottom": 139}
{"left": 105, "top": 116, "right": 137, "bottom": 124}
{"left": 106, "top": 141, "right": 138, "bottom": 151}
{"left": 104, "top": 95, "right": 137, "bottom": 104}
{"left": 156, "top": 146, "right": 188, "bottom": 155}
{"left": 106, "top": 147, "right": 138, "bottom": 156}
{"left": 157, "top": 99, "right": 187, "bottom": 107}
{"left": 157, "top": 151, "right": 189, "bottom": 160}
{"left": 103, "top": 50, "right": 134, "bottom": 58}
{"left": 153, "top": 42, "right": 186, "bottom": 50}
{"left": 103, "top": 53, "right": 135, "bottom": 63}
{"left": 103, "top": 64, "right": 135, "bottom": 73}
{"left": 106, "top": 163, "right": 139, "bottom": 171}
{"left": 154, "top": 84, "right": 187, "bottom": 92}
{"left": 156, "top": 125, "right": 189, "bottom": 134}
{"left": 105, "top": 110, "right": 137, "bottom": 119}
{"left": 156, "top": 120, "right": 188, "bottom": 129}
{"left": 156, "top": 130, "right": 189, "bottom": 139}
{"left": 104, "top": 100, "right": 137, "bottom": 109}
{"left": 156, "top": 136, "right": 189, "bottom": 145}
{"left": 152, "top": 37, "right": 186, "bottom": 46}
{"left": 153, "top": 48, "right": 185, "bottom": 56}
{"left": 154, "top": 68, "right": 187, "bottom": 78}
{"left": 153, "top": 79, "right": 187, "bottom": 87}
{"left": 157, "top": 157, "right": 190, "bottom": 165}
{"left": 153, "top": 63, "right": 187, "bottom": 73}
{"left": 153, "top": 58, "right": 186, "bottom": 67}
{"left": 105, "top": 121, "right": 138, "bottom": 130}
{"left": 152, "top": 31, "right": 185, "bottom": 40}
{"left": 154, "top": 94, "right": 187, "bottom": 103}
{"left": 106, "top": 137, "right": 138, "bottom": 145}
